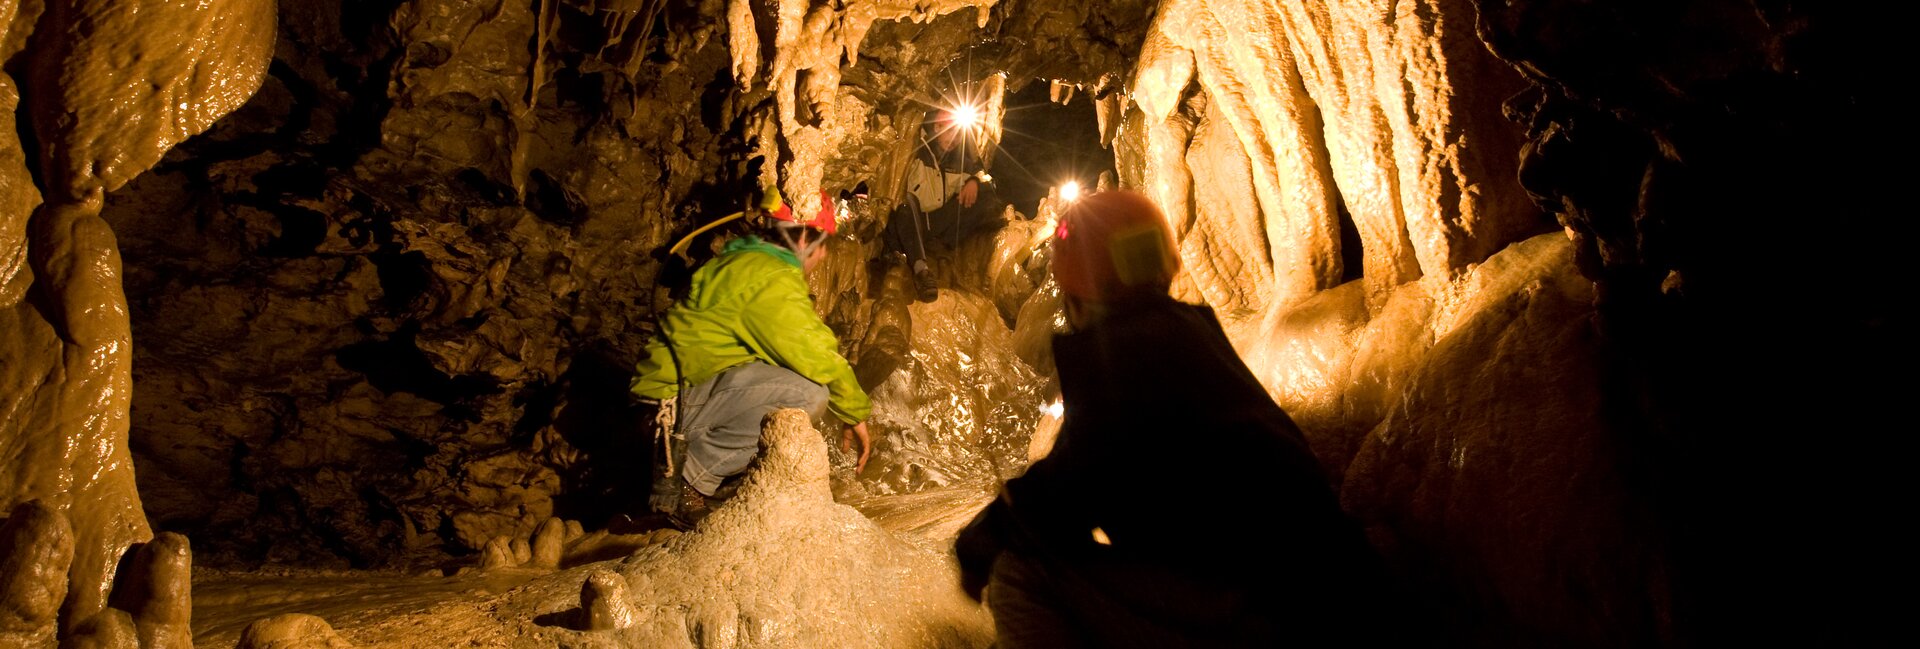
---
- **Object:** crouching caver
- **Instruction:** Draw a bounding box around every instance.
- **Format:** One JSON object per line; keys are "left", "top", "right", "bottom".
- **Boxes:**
{"left": 955, "top": 190, "right": 1391, "bottom": 647}
{"left": 630, "top": 188, "right": 872, "bottom": 524}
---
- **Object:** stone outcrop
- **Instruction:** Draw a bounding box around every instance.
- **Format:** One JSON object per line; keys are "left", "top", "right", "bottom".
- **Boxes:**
{"left": 0, "top": 501, "right": 75, "bottom": 645}
{"left": 552, "top": 409, "right": 992, "bottom": 648}
{"left": 1470, "top": 2, "right": 1904, "bottom": 645}
{"left": 235, "top": 613, "right": 354, "bottom": 649}
{"left": 2, "top": 0, "right": 275, "bottom": 635}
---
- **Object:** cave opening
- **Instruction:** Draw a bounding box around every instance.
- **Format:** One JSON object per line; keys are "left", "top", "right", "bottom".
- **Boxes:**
{"left": 991, "top": 80, "right": 1117, "bottom": 217}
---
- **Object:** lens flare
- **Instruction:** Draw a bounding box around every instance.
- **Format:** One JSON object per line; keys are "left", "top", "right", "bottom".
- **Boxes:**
{"left": 1060, "top": 180, "right": 1082, "bottom": 202}
{"left": 950, "top": 104, "right": 979, "bottom": 130}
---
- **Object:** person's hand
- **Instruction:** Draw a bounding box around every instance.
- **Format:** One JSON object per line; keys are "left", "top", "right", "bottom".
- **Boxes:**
{"left": 957, "top": 178, "right": 980, "bottom": 208}
{"left": 840, "top": 421, "right": 871, "bottom": 472}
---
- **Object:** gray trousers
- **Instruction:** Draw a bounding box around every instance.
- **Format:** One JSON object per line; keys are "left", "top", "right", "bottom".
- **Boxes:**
{"left": 673, "top": 362, "right": 829, "bottom": 497}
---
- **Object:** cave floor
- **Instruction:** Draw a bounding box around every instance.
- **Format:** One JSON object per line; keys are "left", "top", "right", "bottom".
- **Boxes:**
{"left": 187, "top": 487, "right": 996, "bottom": 648}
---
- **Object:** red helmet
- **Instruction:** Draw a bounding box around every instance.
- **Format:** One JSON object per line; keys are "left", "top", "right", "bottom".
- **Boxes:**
{"left": 766, "top": 190, "right": 837, "bottom": 235}
{"left": 1051, "top": 190, "right": 1179, "bottom": 303}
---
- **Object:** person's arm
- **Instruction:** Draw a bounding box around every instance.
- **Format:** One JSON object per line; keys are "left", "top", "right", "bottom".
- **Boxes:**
{"left": 840, "top": 421, "right": 871, "bottom": 471}
{"left": 957, "top": 176, "right": 980, "bottom": 208}
{"left": 629, "top": 334, "right": 679, "bottom": 399}
{"left": 739, "top": 268, "right": 872, "bottom": 424}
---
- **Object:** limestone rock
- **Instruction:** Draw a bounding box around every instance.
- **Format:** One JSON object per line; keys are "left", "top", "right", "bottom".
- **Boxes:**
{"left": 1341, "top": 234, "right": 1668, "bottom": 646}
{"left": 860, "top": 291, "right": 1044, "bottom": 496}
{"left": 0, "top": 501, "right": 73, "bottom": 634}
{"left": 530, "top": 517, "right": 567, "bottom": 570}
{"left": 589, "top": 409, "right": 992, "bottom": 647}
{"left": 235, "top": 613, "right": 354, "bottom": 649}
{"left": 112, "top": 533, "right": 193, "bottom": 649}
{"left": 479, "top": 536, "right": 515, "bottom": 570}
{"left": 578, "top": 570, "right": 635, "bottom": 631}
{"left": 26, "top": 0, "right": 276, "bottom": 195}
{"left": 0, "top": 73, "right": 39, "bottom": 308}
{"left": 57, "top": 609, "right": 138, "bottom": 649}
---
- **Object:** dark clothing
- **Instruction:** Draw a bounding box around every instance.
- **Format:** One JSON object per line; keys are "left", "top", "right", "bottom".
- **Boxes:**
{"left": 956, "top": 296, "right": 1385, "bottom": 647}
{"left": 882, "top": 184, "right": 1007, "bottom": 267}
{"left": 882, "top": 132, "right": 1008, "bottom": 267}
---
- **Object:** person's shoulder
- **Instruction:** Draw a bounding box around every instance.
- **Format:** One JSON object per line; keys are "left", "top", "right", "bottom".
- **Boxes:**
{"left": 713, "top": 247, "right": 804, "bottom": 290}
{"left": 699, "top": 245, "right": 780, "bottom": 278}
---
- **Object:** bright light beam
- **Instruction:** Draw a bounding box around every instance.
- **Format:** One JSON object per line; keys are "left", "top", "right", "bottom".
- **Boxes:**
{"left": 950, "top": 103, "right": 979, "bottom": 130}
{"left": 1060, "top": 180, "right": 1081, "bottom": 202}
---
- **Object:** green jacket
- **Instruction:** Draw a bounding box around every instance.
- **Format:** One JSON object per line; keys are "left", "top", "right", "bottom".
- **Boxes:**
{"left": 630, "top": 236, "right": 871, "bottom": 424}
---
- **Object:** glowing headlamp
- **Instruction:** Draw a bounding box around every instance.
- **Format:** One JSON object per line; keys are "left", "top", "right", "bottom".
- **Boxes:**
{"left": 947, "top": 103, "right": 980, "bottom": 130}
{"left": 1060, "top": 180, "right": 1082, "bottom": 202}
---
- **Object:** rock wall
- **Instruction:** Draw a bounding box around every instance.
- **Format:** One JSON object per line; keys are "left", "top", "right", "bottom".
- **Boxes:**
{"left": 560, "top": 409, "right": 992, "bottom": 648}
{"left": 1473, "top": 2, "right": 1906, "bottom": 645}
{"left": 88, "top": 0, "right": 1126, "bottom": 572}
{"left": 1104, "top": 0, "right": 1904, "bottom": 646}
{"left": 1, "top": 0, "right": 275, "bottom": 634}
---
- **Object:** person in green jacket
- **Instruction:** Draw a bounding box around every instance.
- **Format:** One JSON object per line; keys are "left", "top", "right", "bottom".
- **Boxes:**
{"left": 631, "top": 189, "right": 872, "bottom": 519}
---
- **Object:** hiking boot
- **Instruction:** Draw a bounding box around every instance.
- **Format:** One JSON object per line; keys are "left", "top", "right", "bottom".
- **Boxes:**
{"left": 675, "top": 482, "right": 712, "bottom": 527}
{"left": 912, "top": 259, "right": 938, "bottom": 302}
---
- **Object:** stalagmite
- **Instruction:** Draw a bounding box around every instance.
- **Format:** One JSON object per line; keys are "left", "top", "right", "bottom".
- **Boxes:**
{"left": 479, "top": 536, "right": 515, "bottom": 570}
{"left": 578, "top": 409, "right": 992, "bottom": 646}
{"left": 235, "top": 614, "right": 354, "bottom": 649}
{"left": 57, "top": 609, "right": 138, "bottom": 649}
{"left": 115, "top": 533, "right": 194, "bottom": 649}
{"left": 529, "top": 517, "right": 566, "bottom": 569}
{"left": 0, "top": 501, "right": 74, "bottom": 638}
{"left": 2, "top": 0, "right": 275, "bottom": 635}
{"left": 580, "top": 570, "right": 636, "bottom": 631}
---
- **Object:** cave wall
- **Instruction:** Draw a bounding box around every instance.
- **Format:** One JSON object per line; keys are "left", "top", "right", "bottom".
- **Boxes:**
{"left": 1473, "top": 2, "right": 1905, "bottom": 645}
{"left": 87, "top": 0, "right": 1141, "bottom": 571}
{"left": 1109, "top": 0, "right": 1903, "bottom": 646}
{"left": 1107, "top": 0, "right": 1659, "bottom": 645}
{"left": 1, "top": 0, "right": 275, "bottom": 636}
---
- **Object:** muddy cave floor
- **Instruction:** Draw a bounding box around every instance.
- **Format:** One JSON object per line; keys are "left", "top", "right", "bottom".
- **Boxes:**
{"left": 185, "top": 486, "right": 996, "bottom": 647}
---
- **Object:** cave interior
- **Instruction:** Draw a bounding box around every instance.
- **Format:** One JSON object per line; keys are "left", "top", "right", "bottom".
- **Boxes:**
{"left": 0, "top": 0, "right": 1905, "bottom": 647}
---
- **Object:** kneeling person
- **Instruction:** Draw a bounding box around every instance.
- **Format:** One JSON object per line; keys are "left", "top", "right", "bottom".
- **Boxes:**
{"left": 631, "top": 190, "right": 872, "bottom": 520}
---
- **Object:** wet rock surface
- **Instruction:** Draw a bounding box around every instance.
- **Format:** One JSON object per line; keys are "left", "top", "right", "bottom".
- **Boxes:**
{"left": 3, "top": 0, "right": 276, "bottom": 636}
{"left": 235, "top": 613, "right": 354, "bottom": 649}
{"left": 545, "top": 409, "right": 991, "bottom": 647}
{"left": 0, "top": 501, "right": 75, "bottom": 642}
{"left": 184, "top": 410, "right": 993, "bottom": 649}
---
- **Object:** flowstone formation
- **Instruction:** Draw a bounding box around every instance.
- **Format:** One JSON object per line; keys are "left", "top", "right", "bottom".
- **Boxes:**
{"left": 2, "top": 0, "right": 275, "bottom": 638}
{"left": 188, "top": 410, "right": 993, "bottom": 649}
{"left": 545, "top": 409, "right": 991, "bottom": 648}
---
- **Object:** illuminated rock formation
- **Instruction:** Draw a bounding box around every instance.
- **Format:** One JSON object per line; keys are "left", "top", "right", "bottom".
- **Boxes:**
{"left": 2, "top": 0, "right": 274, "bottom": 635}
{"left": 559, "top": 408, "right": 991, "bottom": 647}
{"left": 235, "top": 614, "right": 354, "bottom": 649}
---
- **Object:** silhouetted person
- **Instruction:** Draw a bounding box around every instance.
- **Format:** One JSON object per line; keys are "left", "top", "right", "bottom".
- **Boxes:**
{"left": 631, "top": 188, "right": 872, "bottom": 526}
{"left": 955, "top": 190, "right": 1387, "bottom": 647}
{"left": 882, "top": 107, "right": 1008, "bottom": 302}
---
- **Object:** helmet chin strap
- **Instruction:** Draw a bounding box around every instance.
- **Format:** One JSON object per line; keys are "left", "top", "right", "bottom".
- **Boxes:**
{"left": 774, "top": 224, "right": 823, "bottom": 262}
